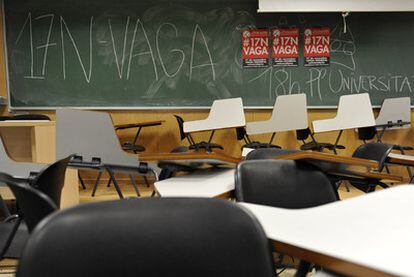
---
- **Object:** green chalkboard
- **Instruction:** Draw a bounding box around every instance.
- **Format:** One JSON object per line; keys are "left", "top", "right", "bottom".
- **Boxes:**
{"left": 4, "top": 0, "right": 414, "bottom": 109}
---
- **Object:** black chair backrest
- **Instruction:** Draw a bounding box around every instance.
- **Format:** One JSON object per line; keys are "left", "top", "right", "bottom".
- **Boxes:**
{"left": 174, "top": 115, "right": 187, "bottom": 141}
{"left": 245, "top": 148, "right": 299, "bottom": 160}
{"left": 235, "top": 160, "right": 338, "bottom": 208}
{"left": 32, "top": 156, "right": 72, "bottom": 208}
{"left": 352, "top": 142, "right": 393, "bottom": 171}
{"left": 17, "top": 198, "right": 276, "bottom": 277}
{"left": 296, "top": 128, "right": 310, "bottom": 141}
{"left": 0, "top": 173, "right": 57, "bottom": 232}
{"left": 357, "top": 126, "right": 376, "bottom": 141}
{"left": 10, "top": 114, "right": 51, "bottom": 121}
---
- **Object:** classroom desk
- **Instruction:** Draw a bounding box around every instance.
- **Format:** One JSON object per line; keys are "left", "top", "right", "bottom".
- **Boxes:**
{"left": 240, "top": 186, "right": 414, "bottom": 277}
{"left": 154, "top": 168, "right": 235, "bottom": 198}
{"left": 0, "top": 121, "right": 78, "bottom": 208}
{"left": 272, "top": 151, "right": 402, "bottom": 183}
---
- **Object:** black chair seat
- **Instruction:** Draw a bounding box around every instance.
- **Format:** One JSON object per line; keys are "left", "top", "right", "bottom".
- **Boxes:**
{"left": 392, "top": 145, "right": 413, "bottom": 151}
{"left": 244, "top": 141, "right": 281, "bottom": 150}
{"left": 300, "top": 141, "right": 345, "bottom": 152}
{"left": 189, "top": 141, "right": 223, "bottom": 151}
{"left": 122, "top": 142, "right": 145, "bottom": 152}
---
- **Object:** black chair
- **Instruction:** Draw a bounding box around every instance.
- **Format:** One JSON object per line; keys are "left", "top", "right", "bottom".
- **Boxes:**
{"left": 0, "top": 156, "right": 70, "bottom": 259}
{"left": 235, "top": 127, "right": 281, "bottom": 150}
{"left": 17, "top": 198, "right": 276, "bottom": 277}
{"left": 350, "top": 142, "right": 394, "bottom": 192}
{"left": 0, "top": 174, "right": 57, "bottom": 259}
{"left": 245, "top": 148, "right": 299, "bottom": 160}
{"left": 235, "top": 159, "right": 338, "bottom": 208}
{"left": 174, "top": 115, "right": 223, "bottom": 152}
{"left": 357, "top": 126, "right": 413, "bottom": 179}
{"left": 296, "top": 128, "right": 345, "bottom": 153}
{"left": 235, "top": 159, "right": 338, "bottom": 276}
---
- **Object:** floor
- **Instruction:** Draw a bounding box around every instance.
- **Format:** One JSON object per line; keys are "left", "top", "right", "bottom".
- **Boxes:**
{"left": 0, "top": 177, "right": 376, "bottom": 276}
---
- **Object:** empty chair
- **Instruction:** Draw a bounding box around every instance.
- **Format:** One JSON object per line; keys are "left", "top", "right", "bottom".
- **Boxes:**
{"left": 376, "top": 97, "right": 411, "bottom": 130}
{"left": 312, "top": 93, "right": 376, "bottom": 154}
{"left": 351, "top": 142, "right": 394, "bottom": 192}
{"left": 235, "top": 159, "right": 338, "bottom": 275}
{"left": 313, "top": 93, "right": 376, "bottom": 133}
{"left": 235, "top": 159, "right": 338, "bottom": 208}
{"left": 0, "top": 156, "right": 70, "bottom": 259}
{"left": 243, "top": 94, "right": 307, "bottom": 149}
{"left": 17, "top": 198, "right": 276, "bottom": 277}
{"left": 56, "top": 109, "right": 157, "bottom": 198}
{"left": 296, "top": 127, "right": 345, "bottom": 152}
{"left": 0, "top": 172, "right": 59, "bottom": 259}
{"left": 183, "top": 98, "right": 246, "bottom": 151}
{"left": 245, "top": 148, "right": 299, "bottom": 160}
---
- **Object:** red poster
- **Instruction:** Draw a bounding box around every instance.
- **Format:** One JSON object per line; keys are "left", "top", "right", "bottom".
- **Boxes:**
{"left": 242, "top": 29, "right": 269, "bottom": 68}
{"left": 272, "top": 28, "right": 299, "bottom": 67}
{"left": 303, "top": 27, "right": 330, "bottom": 66}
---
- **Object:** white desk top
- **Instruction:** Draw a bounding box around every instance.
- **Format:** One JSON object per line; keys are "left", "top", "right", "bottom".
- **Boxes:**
{"left": 240, "top": 186, "right": 414, "bottom": 276}
{"left": 154, "top": 168, "right": 235, "bottom": 198}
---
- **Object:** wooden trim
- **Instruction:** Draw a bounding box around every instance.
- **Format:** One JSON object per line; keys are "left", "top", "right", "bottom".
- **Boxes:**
{"left": 140, "top": 151, "right": 242, "bottom": 164}
{"left": 273, "top": 151, "right": 379, "bottom": 168}
{"left": 272, "top": 241, "right": 394, "bottom": 277}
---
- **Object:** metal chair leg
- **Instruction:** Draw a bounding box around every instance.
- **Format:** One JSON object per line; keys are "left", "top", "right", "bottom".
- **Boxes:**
{"left": 78, "top": 172, "right": 86, "bottom": 190}
{"left": 143, "top": 176, "right": 150, "bottom": 187}
{"left": 91, "top": 171, "right": 103, "bottom": 197}
{"left": 105, "top": 168, "right": 124, "bottom": 199}
{"left": 106, "top": 178, "right": 112, "bottom": 187}
{"left": 129, "top": 175, "right": 140, "bottom": 197}
{"left": 295, "top": 260, "right": 311, "bottom": 277}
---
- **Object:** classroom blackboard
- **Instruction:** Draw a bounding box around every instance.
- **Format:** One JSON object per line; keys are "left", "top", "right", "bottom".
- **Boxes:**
{"left": 4, "top": 0, "right": 414, "bottom": 109}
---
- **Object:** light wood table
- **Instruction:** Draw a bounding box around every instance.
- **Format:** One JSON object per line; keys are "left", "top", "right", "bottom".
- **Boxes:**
{"left": 0, "top": 120, "right": 78, "bottom": 208}
{"left": 240, "top": 185, "right": 414, "bottom": 277}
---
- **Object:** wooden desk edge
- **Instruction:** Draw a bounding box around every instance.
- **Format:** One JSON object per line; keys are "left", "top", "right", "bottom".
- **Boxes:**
{"left": 273, "top": 152, "right": 379, "bottom": 168}
{"left": 140, "top": 152, "right": 242, "bottom": 164}
{"left": 114, "top": 120, "right": 165, "bottom": 129}
{"left": 272, "top": 241, "right": 393, "bottom": 277}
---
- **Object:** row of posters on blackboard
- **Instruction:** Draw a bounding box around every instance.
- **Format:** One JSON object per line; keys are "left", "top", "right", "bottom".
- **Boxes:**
{"left": 241, "top": 27, "right": 330, "bottom": 68}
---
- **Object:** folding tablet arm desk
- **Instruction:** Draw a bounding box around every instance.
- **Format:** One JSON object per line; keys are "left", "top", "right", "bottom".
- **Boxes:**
{"left": 240, "top": 186, "right": 414, "bottom": 277}
{"left": 375, "top": 97, "right": 411, "bottom": 139}
{"left": 183, "top": 98, "right": 246, "bottom": 151}
{"left": 56, "top": 109, "right": 157, "bottom": 199}
{"left": 244, "top": 94, "right": 308, "bottom": 148}
{"left": 312, "top": 93, "right": 376, "bottom": 154}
